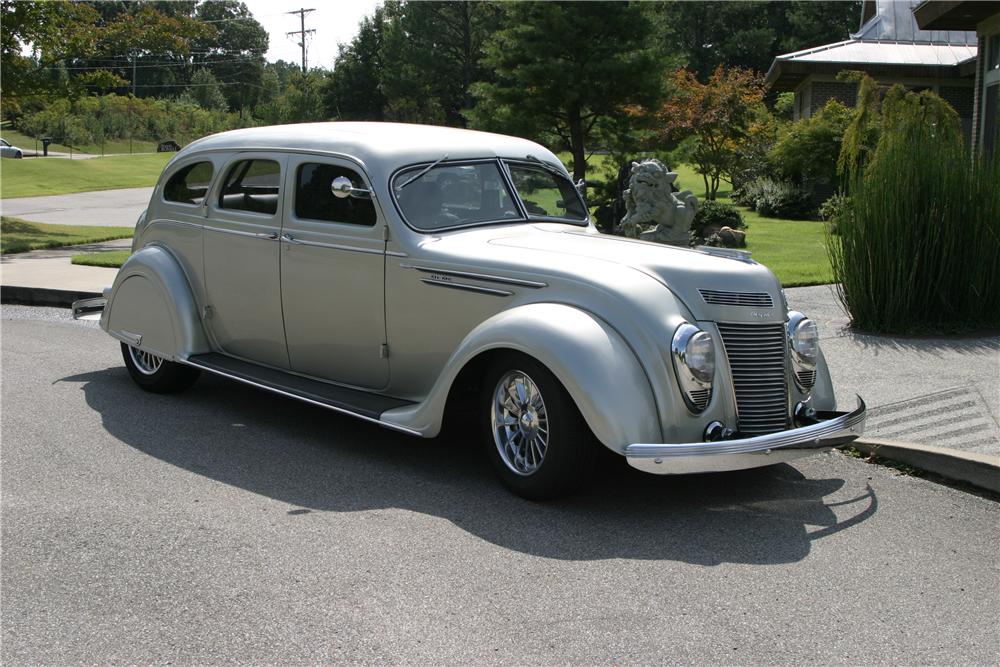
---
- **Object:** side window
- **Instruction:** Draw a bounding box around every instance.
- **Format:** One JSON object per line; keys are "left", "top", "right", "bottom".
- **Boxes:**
{"left": 295, "top": 163, "right": 376, "bottom": 226}
{"left": 218, "top": 159, "right": 281, "bottom": 215}
{"left": 164, "top": 161, "right": 214, "bottom": 205}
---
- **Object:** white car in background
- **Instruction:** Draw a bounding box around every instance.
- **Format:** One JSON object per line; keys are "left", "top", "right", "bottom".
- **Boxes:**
{"left": 1, "top": 138, "right": 24, "bottom": 159}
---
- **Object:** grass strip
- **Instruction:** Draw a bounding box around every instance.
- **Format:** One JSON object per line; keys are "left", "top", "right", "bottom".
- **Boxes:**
{"left": 0, "top": 217, "right": 133, "bottom": 254}
{"left": 0, "top": 153, "right": 170, "bottom": 198}
{"left": 71, "top": 250, "right": 130, "bottom": 268}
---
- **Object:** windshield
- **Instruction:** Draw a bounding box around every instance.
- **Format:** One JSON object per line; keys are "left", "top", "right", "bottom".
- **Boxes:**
{"left": 392, "top": 159, "right": 589, "bottom": 231}
{"left": 393, "top": 162, "right": 522, "bottom": 231}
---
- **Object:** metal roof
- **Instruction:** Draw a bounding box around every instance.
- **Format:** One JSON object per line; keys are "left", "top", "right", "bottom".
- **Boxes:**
{"left": 774, "top": 39, "right": 976, "bottom": 67}
{"left": 854, "top": 0, "right": 976, "bottom": 43}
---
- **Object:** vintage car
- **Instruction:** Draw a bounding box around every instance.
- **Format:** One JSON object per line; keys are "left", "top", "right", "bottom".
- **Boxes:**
{"left": 73, "top": 122, "right": 866, "bottom": 499}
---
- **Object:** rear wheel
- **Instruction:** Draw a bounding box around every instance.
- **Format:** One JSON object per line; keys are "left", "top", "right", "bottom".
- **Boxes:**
{"left": 483, "top": 353, "right": 598, "bottom": 500}
{"left": 121, "top": 342, "right": 200, "bottom": 393}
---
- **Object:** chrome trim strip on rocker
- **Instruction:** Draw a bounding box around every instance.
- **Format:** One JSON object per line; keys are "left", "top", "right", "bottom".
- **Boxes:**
{"left": 402, "top": 265, "right": 547, "bottom": 288}
{"left": 71, "top": 296, "right": 107, "bottom": 320}
{"left": 626, "top": 396, "right": 867, "bottom": 475}
{"left": 181, "top": 357, "right": 422, "bottom": 437}
{"left": 420, "top": 279, "right": 513, "bottom": 297}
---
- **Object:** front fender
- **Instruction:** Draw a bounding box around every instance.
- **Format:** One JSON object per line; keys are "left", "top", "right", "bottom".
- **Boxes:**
{"left": 102, "top": 245, "right": 209, "bottom": 360}
{"left": 380, "top": 303, "right": 662, "bottom": 449}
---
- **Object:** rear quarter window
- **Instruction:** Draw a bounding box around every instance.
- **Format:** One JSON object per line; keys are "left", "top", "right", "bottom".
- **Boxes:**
{"left": 163, "top": 161, "right": 214, "bottom": 205}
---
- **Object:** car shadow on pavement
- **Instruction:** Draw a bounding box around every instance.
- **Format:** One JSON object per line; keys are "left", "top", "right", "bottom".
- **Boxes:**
{"left": 64, "top": 367, "right": 878, "bottom": 566}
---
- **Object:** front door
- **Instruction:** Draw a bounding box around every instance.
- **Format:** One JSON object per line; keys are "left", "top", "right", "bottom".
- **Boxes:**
{"left": 279, "top": 156, "right": 389, "bottom": 389}
{"left": 203, "top": 153, "right": 289, "bottom": 368}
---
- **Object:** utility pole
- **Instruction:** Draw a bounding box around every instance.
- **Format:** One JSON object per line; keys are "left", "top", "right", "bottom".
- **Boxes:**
{"left": 286, "top": 8, "right": 316, "bottom": 73}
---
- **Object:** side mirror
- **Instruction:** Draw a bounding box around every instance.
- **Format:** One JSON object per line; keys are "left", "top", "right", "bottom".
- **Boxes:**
{"left": 331, "top": 176, "right": 373, "bottom": 200}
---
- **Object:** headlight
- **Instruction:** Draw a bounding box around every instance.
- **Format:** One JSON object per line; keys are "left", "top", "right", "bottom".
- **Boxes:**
{"left": 671, "top": 323, "right": 715, "bottom": 412}
{"left": 787, "top": 311, "right": 818, "bottom": 389}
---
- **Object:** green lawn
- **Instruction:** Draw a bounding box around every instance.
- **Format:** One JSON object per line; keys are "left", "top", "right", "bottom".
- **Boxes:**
{"left": 0, "top": 152, "right": 171, "bottom": 198}
{"left": 0, "top": 217, "right": 133, "bottom": 254}
{"left": 1, "top": 127, "right": 76, "bottom": 154}
{"left": 71, "top": 249, "right": 130, "bottom": 267}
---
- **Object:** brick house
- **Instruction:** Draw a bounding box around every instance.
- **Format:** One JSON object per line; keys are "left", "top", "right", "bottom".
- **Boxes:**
{"left": 914, "top": 1, "right": 1000, "bottom": 156}
{"left": 765, "top": 0, "right": 978, "bottom": 140}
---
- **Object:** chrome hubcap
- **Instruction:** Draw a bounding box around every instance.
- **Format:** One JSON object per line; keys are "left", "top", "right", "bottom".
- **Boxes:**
{"left": 128, "top": 345, "right": 163, "bottom": 376}
{"left": 491, "top": 370, "right": 548, "bottom": 476}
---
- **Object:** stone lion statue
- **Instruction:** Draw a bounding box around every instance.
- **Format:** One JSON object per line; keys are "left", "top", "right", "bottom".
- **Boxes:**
{"left": 618, "top": 159, "right": 699, "bottom": 246}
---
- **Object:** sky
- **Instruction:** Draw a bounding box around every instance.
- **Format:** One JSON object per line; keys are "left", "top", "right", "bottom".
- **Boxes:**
{"left": 241, "top": 0, "right": 384, "bottom": 70}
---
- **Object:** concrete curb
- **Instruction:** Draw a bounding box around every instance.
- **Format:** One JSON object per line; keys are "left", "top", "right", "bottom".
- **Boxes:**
{"left": 1, "top": 285, "right": 100, "bottom": 308}
{"left": 851, "top": 438, "right": 1000, "bottom": 494}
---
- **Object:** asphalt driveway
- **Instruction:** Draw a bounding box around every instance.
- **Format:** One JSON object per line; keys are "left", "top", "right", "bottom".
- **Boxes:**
{"left": 0, "top": 187, "right": 153, "bottom": 227}
{"left": 1, "top": 306, "right": 998, "bottom": 664}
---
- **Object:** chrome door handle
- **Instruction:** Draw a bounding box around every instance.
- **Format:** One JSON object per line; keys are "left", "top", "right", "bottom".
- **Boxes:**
{"left": 255, "top": 231, "right": 279, "bottom": 240}
{"left": 281, "top": 233, "right": 300, "bottom": 244}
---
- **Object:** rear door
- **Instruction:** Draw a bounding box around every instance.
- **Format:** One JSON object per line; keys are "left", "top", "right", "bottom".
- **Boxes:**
{"left": 279, "top": 155, "right": 388, "bottom": 389}
{"left": 203, "top": 153, "right": 288, "bottom": 368}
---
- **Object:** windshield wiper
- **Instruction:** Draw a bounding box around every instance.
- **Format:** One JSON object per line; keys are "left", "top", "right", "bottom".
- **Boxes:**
{"left": 395, "top": 154, "right": 449, "bottom": 191}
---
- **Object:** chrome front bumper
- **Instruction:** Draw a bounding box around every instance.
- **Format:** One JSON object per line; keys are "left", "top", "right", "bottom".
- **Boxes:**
{"left": 71, "top": 296, "right": 106, "bottom": 321}
{"left": 626, "top": 397, "right": 867, "bottom": 474}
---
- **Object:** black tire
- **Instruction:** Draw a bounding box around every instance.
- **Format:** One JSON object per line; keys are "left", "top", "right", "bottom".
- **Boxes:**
{"left": 14, "top": 151, "right": 23, "bottom": 159}
{"left": 120, "top": 342, "right": 201, "bottom": 393}
{"left": 482, "top": 352, "right": 599, "bottom": 500}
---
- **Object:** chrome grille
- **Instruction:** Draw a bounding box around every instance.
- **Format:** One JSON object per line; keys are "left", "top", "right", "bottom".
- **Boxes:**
{"left": 689, "top": 388, "right": 711, "bottom": 411}
{"left": 716, "top": 323, "right": 789, "bottom": 435}
{"left": 700, "top": 289, "right": 774, "bottom": 308}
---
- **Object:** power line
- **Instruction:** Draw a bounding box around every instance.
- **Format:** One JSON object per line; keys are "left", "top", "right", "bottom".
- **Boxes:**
{"left": 286, "top": 8, "right": 316, "bottom": 73}
{"left": 38, "top": 58, "right": 260, "bottom": 71}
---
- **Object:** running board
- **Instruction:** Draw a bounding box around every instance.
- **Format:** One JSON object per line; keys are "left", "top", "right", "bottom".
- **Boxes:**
{"left": 184, "top": 352, "right": 419, "bottom": 435}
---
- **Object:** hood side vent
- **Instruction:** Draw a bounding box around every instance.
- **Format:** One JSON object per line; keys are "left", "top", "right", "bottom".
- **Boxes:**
{"left": 700, "top": 289, "right": 774, "bottom": 308}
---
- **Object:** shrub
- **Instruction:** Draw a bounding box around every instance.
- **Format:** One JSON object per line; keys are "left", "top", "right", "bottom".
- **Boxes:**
{"left": 690, "top": 200, "right": 746, "bottom": 247}
{"left": 829, "top": 85, "right": 1000, "bottom": 333}
{"left": 736, "top": 177, "right": 815, "bottom": 219}
{"left": 819, "top": 193, "right": 851, "bottom": 235}
{"left": 769, "top": 100, "right": 852, "bottom": 186}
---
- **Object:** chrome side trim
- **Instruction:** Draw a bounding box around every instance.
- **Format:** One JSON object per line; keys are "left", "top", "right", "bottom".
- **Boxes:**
{"left": 181, "top": 358, "right": 422, "bottom": 437}
{"left": 385, "top": 250, "right": 408, "bottom": 258}
{"left": 402, "top": 265, "right": 547, "bottom": 288}
{"left": 420, "top": 279, "right": 513, "bottom": 297}
{"left": 204, "top": 225, "right": 278, "bottom": 240}
{"left": 71, "top": 296, "right": 106, "bottom": 321}
{"left": 280, "top": 234, "right": 384, "bottom": 255}
{"left": 625, "top": 397, "right": 866, "bottom": 475}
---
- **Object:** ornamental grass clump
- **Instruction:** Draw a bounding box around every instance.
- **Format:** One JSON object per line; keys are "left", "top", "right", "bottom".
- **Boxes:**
{"left": 829, "top": 86, "right": 1000, "bottom": 333}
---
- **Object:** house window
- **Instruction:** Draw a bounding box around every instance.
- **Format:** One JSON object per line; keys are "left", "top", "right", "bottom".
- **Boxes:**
{"left": 989, "top": 34, "right": 1000, "bottom": 71}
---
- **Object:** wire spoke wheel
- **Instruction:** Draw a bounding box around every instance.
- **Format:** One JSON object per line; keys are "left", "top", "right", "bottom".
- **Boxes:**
{"left": 491, "top": 370, "right": 549, "bottom": 476}
{"left": 127, "top": 345, "right": 164, "bottom": 376}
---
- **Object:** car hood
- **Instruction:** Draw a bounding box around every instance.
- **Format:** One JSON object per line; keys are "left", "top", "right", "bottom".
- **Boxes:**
{"left": 423, "top": 225, "right": 786, "bottom": 322}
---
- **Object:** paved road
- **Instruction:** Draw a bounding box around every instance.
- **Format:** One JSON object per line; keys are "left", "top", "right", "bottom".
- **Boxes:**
{"left": 2, "top": 306, "right": 998, "bottom": 665}
{"left": 0, "top": 187, "right": 152, "bottom": 227}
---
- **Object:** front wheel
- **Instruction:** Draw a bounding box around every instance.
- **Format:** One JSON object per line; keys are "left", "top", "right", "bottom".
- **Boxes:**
{"left": 483, "top": 353, "right": 598, "bottom": 500}
{"left": 121, "top": 343, "right": 200, "bottom": 393}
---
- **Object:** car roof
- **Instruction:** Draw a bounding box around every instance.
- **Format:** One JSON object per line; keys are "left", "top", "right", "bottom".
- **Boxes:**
{"left": 178, "top": 122, "right": 564, "bottom": 174}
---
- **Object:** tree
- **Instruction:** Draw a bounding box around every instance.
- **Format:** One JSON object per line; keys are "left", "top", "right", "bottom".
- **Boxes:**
{"left": 324, "top": 2, "right": 401, "bottom": 122}
{"left": 0, "top": 0, "right": 100, "bottom": 113}
{"left": 193, "top": 1, "right": 268, "bottom": 113}
{"left": 656, "top": 66, "right": 766, "bottom": 199}
{"left": 469, "top": 1, "right": 663, "bottom": 183}
{"left": 188, "top": 68, "right": 228, "bottom": 111}
{"left": 659, "top": 1, "right": 860, "bottom": 80}
{"left": 381, "top": 1, "right": 503, "bottom": 126}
